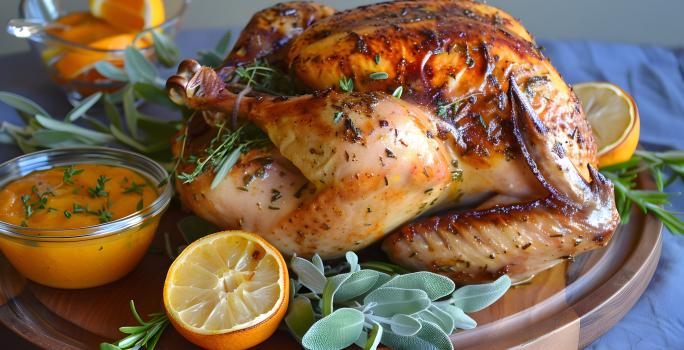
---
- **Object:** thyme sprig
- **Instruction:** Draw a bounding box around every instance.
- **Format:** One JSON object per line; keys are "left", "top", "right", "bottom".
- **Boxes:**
{"left": 176, "top": 123, "right": 271, "bottom": 188}
{"left": 89, "top": 175, "right": 111, "bottom": 198}
{"left": 600, "top": 149, "right": 684, "bottom": 234}
{"left": 63, "top": 165, "right": 84, "bottom": 184}
{"left": 100, "top": 300, "right": 169, "bottom": 350}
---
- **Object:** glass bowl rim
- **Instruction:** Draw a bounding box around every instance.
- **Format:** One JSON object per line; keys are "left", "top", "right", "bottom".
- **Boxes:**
{"left": 18, "top": 0, "right": 191, "bottom": 54}
{"left": 0, "top": 147, "right": 173, "bottom": 242}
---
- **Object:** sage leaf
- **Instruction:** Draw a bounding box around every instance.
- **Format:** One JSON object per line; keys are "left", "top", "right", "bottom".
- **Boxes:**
{"left": 0, "top": 130, "right": 13, "bottom": 144}
{"left": 390, "top": 314, "right": 422, "bottom": 336}
{"left": 176, "top": 216, "right": 218, "bottom": 244}
{"left": 122, "top": 86, "right": 139, "bottom": 137}
{"left": 321, "top": 272, "right": 351, "bottom": 316}
{"left": 436, "top": 303, "right": 476, "bottom": 330}
{"left": 151, "top": 30, "right": 180, "bottom": 67}
{"left": 364, "top": 287, "right": 430, "bottom": 317}
{"left": 83, "top": 116, "right": 111, "bottom": 133}
{"left": 285, "top": 296, "right": 315, "bottom": 341}
{"left": 302, "top": 308, "right": 364, "bottom": 350}
{"left": 290, "top": 255, "right": 327, "bottom": 294}
{"left": 100, "top": 343, "right": 121, "bottom": 350}
{"left": 311, "top": 254, "right": 324, "bottom": 273}
{"left": 110, "top": 124, "right": 166, "bottom": 153}
{"left": 103, "top": 95, "right": 123, "bottom": 129}
{"left": 133, "top": 82, "right": 178, "bottom": 110}
{"left": 382, "top": 320, "right": 453, "bottom": 350}
{"left": 450, "top": 275, "right": 511, "bottom": 312}
{"left": 124, "top": 46, "right": 159, "bottom": 85}
{"left": 417, "top": 304, "right": 456, "bottom": 334}
{"left": 211, "top": 146, "right": 242, "bottom": 189}
{"left": 355, "top": 321, "right": 383, "bottom": 350}
{"left": 31, "top": 129, "right": 93, "bottom": 148}
{"left": 380, "top": 271, "right": 455, "bottom": 300}
{"left": 0, "top": 91, "right": 51, "bottom": 118}
{"left": 334, "top": 269, "right": 380, "bottom": 302}
{"left": 360, "top": 261, "right": 410, "bottom": 275}
{"left": 346, "top": 251, "right": 360, "bottom": 272}
{"left": 94, "top": 61, "right": 129, "bottom": 82}
{"left": 197, "top": 50, "right": 224, "bottom": 68}
{"left": 35, "top": 115, "right": 113, "bottom": 143}
{"left": 214, "top": 30, "right": 232, "bottom": 54}
{"left": 66, "top": 92, "right": 102, "bottom": 122}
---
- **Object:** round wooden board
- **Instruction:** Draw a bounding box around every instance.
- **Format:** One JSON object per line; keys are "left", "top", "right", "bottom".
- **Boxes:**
{"left": 0, "top": 174, "right": 662, "bottom": 350}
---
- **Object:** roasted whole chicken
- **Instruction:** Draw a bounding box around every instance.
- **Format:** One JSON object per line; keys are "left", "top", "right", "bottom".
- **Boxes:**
{"left": 166, "top": 0, "right": 620, "bottom": 283}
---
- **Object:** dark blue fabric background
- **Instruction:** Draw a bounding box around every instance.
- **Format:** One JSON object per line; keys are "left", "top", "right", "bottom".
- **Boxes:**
{"left": 0, "top": 30, "right": 682, "bottom": 349}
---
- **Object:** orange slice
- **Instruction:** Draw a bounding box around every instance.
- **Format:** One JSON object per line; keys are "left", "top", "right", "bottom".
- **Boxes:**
{"left": 163, "top": 231, "right": 289, "bottom": 350}
{"left": 53, "top": 33, "right": 150, "bottom": 80}
{"left": 90, "top": 0, "right": 166, "bottom": 32}
{"left": 575, "top": 82, "right": 640, "bottom": 167}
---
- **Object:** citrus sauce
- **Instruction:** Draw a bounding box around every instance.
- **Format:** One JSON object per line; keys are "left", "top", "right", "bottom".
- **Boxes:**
{"left": 0, "top": 164, "right": 158, "bottom": 230}
{"left": 0, "top": 164, "right": 162, "bottom": 289}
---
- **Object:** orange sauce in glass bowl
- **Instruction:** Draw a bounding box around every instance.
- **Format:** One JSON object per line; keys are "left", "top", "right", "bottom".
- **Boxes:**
{"left": 0, "top": 163, "right": 165, "bottom": 289}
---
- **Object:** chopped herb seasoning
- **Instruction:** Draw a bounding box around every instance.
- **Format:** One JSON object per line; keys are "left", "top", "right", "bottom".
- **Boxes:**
{"left": 96, "top": 208, "right": 113, "bottom": 223}
{"left": 21, "top": 194, "right": 32, "bottom": 218}
{"left": 64, "top": 210, "right": 72, "bottom": 219}
{"left": 465, "top": 44, "right": 475, "bottom": 68}
{"left": 392, "top": 86, "right": 403, "bottom": 98}
{"left": 369, "top": 72, "right": 389, "bottom": 80}
{"left": 339, "top": 76, "right": 354, "bottom": 92}
{"left": 136, "top": 199, "right": 144, "bottom": 211}
{"left": 333, "top": 111, "right": 344, "bottom": 124}
{"left": 385, "top": 148, "right": 396, "bottom": 158}
{"left": 62, "top": 166, "right": 84, "bottom": 185}
{"left": 374, "top": 53, "right": 381, "bottom": 65}
{"left": 271, "top": 189, "right": 282, "bottom": 202}
{"left": 123, "top": 181, "right": 146, "bottom": 195}
{"left": 88, "top": 175, "right": 110, "bottom": 198}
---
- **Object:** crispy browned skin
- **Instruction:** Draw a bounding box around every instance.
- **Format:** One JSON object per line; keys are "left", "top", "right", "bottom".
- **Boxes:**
{"left": 167, "top": 0, "right": 620, "bottom": 283}
{"left": 220, "top": 1, "right": 335, "bottom": 68}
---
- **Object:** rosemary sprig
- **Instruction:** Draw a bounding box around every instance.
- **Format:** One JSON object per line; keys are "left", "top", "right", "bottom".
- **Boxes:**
{"left": 100, "top": 300, "right": 169, "bottom": 350}
{"left": 600, "top": 149, "right": 684, "bottom": 234}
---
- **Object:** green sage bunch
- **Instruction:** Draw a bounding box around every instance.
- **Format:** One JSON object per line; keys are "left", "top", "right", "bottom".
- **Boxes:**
{"left": 285, "top": 252, "right": 511, "bottom": 350}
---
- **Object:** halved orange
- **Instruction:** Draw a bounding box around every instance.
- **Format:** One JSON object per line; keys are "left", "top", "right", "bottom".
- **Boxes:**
{"left": 90, "top": 0, "right": 166, "bottom": 32}
{"left": 575, "top": 82, "right": 640, "bottom": 167}
{"left": 163, "top": 231, "right": 289, "bottom": 350}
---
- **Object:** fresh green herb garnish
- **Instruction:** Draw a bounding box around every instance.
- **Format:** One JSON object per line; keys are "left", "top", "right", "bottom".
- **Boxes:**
{"left": 96, "top": 208, "right": 113, "bottom": 224}
{"left": 63, "top": 165, "right": 84, "bottom": 185}
{"left": 100, "top": 300, "right": 168, "bottom": 350}
{"left": 600, "top": 150, "right": 684, "bottom": 234}
{"left": 287, "top": 252, "right": 511, "bottom": 350}
{"left": 339, "top": 76, "right": 354, "bottom": 92}
{"left": 73, "top": 203, "right": 88, "bottom": 214}
{"left": 392, "top": 86, "right": 403, "bottom": 98}
{"left": 21, "top": 194, "right": 32, "bottom": 218}
{"left": 333, "top": 111, "right": 344, "bottom": 124}
{"left": 176, "top": 123, "right": 270, "bottom": 189}
{"left": 374, "top": 53, "right": 381, "bottom": 65}
{"left": 136, "top": 199, "right": 144, "bottom": 211}
{"left": 369, "top": 72, "right": 389, "bottom": 80}
{"left": 89, "top": 175, "right": 111, "bottom": 198}
{"left": 64, "top": 210, "right": 72, "bottom": 219}
{"left": 122, "top": 181, "right": 146, "bottom": 195}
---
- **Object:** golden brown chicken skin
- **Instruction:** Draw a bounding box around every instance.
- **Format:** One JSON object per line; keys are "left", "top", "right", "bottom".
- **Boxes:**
{"left": 167, "top": 0, "right": 619, "bottom": 283}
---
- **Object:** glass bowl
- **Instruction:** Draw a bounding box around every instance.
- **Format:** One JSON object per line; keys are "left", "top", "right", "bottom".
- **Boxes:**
{"left": 0, "top": 147, "right": 173, "bottom": 289}
{"left": 9, "top": 0, "right": 190, "bottom": 104}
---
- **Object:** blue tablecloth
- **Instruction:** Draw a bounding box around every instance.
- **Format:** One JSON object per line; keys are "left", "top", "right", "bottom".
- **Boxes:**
{"left": 0, "top": 30, "right": 683, "bottom": 349}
